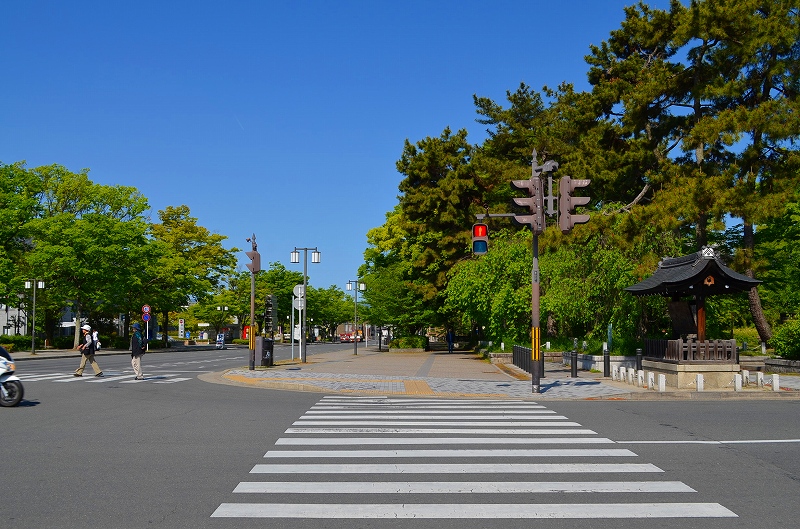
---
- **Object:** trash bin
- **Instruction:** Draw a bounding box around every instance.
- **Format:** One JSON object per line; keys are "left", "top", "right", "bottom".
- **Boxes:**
{"left": 259, "top": 337, "right": 274, "bottom": 367}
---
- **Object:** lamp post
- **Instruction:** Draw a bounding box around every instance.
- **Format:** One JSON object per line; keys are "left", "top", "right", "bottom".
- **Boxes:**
{"left": 290, "top": 247, "right": 320, "bottom": 363}
{"left": 24, "top": 280, "right": 45, "bottom": 355}
{"left": 346, "top": 279, "right": 365, "bottom": 355}
{"left": 215, "top": 306, "right": 228, "bottom": 338}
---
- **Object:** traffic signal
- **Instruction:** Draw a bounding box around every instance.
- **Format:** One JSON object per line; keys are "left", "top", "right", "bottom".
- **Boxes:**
{"left": 472, "top": 223, "right": 488, "bottom": 254}
{"left": 510, "top": 176, "right": 546, "bottom": 235}
{"left": 558, "top": 176, "right": 591, "bottom": 233}
{"left": 246, "top": 250, "right": 261, "bottom": 273}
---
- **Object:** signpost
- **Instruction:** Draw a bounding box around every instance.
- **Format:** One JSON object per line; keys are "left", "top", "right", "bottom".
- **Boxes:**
{"left": 142, "top": 304, "right": 151, "bottom": 351}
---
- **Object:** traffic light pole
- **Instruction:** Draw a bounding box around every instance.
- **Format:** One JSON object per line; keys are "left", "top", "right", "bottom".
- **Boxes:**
{"left": 531, "top": 233, "right": 542, "bottom": 394}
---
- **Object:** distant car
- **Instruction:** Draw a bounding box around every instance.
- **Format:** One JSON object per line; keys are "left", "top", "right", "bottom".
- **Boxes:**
{"left": 155, "top": 333, "right": 178, "bottom": 342}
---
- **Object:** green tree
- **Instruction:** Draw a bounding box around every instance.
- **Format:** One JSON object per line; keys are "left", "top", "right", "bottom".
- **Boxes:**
{"left": 147, "top": 205, "right": 238, "bottom": 346}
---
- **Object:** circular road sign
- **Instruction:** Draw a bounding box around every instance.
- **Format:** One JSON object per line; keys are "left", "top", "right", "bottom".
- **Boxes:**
{"left": 292, "top": 298, "right": 306, "bottom": 310}
{"left": 293, "top": 284, "right": 305, "bottom": 298}
{"left": 142, "top": 313, "right": 151, "bottom": 322}
{"left": 142, "top": 305, "right": 151, "bottom": 313}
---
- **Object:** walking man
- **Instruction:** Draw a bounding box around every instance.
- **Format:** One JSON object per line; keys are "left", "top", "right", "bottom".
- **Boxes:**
{"left": 74, "top": 324, "right": 103, "bottom": 377}
{"left": 131, "top": 322, "right": 146, "bottom": 380}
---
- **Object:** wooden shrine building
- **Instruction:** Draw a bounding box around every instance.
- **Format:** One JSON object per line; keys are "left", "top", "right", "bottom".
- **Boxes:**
{"left": 624, "top": 247, "right": 761, "bottom": 388}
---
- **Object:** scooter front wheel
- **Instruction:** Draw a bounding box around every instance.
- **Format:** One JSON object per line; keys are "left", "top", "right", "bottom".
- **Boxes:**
{"left": 0, "top": 380, "right": 24, "bottom": 407}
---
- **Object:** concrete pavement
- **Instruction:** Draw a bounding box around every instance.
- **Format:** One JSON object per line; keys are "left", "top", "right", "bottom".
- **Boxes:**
{"left": 213, "top": 346, "right": 800, "bottom": 400}
{"left": 10, "top": 343, "right": 800, "bottom": 400}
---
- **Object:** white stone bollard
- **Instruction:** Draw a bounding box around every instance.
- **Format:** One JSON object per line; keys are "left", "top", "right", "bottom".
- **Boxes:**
{"left": 612, "top": 366, "right": 619, "bottom": 381}
{"left": 647, "top": 372, "right": 655, "bottom": 390}
{"left": 658, "top": 374, "right": 666, "bottom": 392}
{"left": 773, "top": 373, "right": 781, "bottom": 392}
{"left": 619, "top": 366, "right": 626, "bottom": 383}
{"left": 696, "top": 373, "right": 704, "bottom": 392}
{"left": 742, "top": 370, "right": 749, "bottom": 386}
{"left": 734, "top": 374, "right": 742, "bottom": 392}
{"left": 757, "top": 372, "right": 765, "bottom": 388}
{"left": 637, "top": 370, "right": 645, "bottom": 387}
{"left": 627, "top": 368, "right": 635, "bottom": 385}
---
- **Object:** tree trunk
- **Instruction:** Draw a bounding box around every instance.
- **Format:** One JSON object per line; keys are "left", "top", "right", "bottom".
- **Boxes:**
{"left": 162, "top": 310, "right": 170, "bottom": 347}
{"left": 743, "top": 222, "right": 772, "bottom": 343}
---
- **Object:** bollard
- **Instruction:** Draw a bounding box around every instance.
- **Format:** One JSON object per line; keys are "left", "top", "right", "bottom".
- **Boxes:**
{"left": 635, "top": 348, "right": 643, "bottom": 371}
{"left": 647, "top": 372, "right": 655, "bottom": 390}
{"left": 619, "top": 366, "right": 626, "bottom": 382}
{"left": 570, "top": 350, "right": 578, "bottom": 378}
{"left": 627, "top": 368, "right": 634, "bottom": 385}
{"left": 773, "top": 373, "right": 781, "bottom": 392}
{"left": 612, "top": 365, "right": 619, "bottom": 381}
{"left": 742, "top": 370, "right": 749, "bottom": 386}
{"left": 658, "top": 374, "right": 666, "bottom": 392}
{"left": 696, "top": 373, "right": 704, "bottom": 392}
{"left": 603, "top": 344, "right": 610, "bottom": 378}
{"left": 637, "top": 370, "right": 645, "bottom": 387}
{"left": 757, "top": 372, "right": 765, "bottom": 388}
{"left": 734, "top": 374, "right": 742, "bottom": 392}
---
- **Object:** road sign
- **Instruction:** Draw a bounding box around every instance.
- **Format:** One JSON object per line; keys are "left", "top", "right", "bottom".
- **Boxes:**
{"left": 293, "top": 284, "right": 305, "bottom": 298}
{"left": 142, "top": 305, "right": 151, "bottom": 313}
{"left": 142, "top": 313, "right": 151, "bottom": 322}
{"left": 293, "top": 297, "right": 306, "bottom": 310}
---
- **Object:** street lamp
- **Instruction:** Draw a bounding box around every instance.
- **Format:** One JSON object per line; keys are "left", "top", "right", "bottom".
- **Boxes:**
{"left": 290, "top": 247, "right": 320, "bottom": 363}
{"left": 346, "top": 279, "right": 365, "bottom": 355}
{"left": 24, "top": 280, "right": 45, "bottom": 355}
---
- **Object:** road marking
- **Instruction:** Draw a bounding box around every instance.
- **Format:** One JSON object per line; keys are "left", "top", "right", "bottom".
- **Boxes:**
{"left": 619, "top": 439, "right": 800, "bottom": 445}
{"left": 212, "top": 502, "right": 736, "bottom": 518}
{"left": 250, "top": 463, "right": 662, "bottom": 474}
{"left": 292, "top": 420, "right": 581, "bottom": 426}
{"left": 298, "top": 414, "right": 566, "bottom": 419}
{"left": 18, "top": 373, "right": 72, "bottom": 381}
{"left": 263, "top": 448, "right": 637, "bottom": 458}
{"left": 232, "top": 480, "right": 696, "bottom": 494}
{"left": 284, "top": 427, "right": 599, "bottom": 434}
{"left": 276, "top": 437, "right": 615, "bottom": 445}
{"left": 305, "top": 409, "right": 557, "bottom": 414}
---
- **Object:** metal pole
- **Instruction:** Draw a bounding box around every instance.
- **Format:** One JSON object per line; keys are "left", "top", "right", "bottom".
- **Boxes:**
{"left": 249, "top": 268, "right": 255, "bottom": 370}
{"left": 31, "top": 280, "right": 37, "bottom": 355}
{"left": 531, "top": 234, "right": 541, "bottom": 393}
{"left": 291, "top": 305, "right": 295, "bottom": 360}
{"left": 353, "top": 285, "right": 358, "bottom": 355}
{"left": 301, "top": 249, "right": 308, "bottom": 363}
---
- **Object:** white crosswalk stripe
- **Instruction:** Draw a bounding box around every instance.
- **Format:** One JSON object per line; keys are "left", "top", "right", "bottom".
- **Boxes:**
{"left": 212, "top": 395, "right": 738, "bottom": 520}
{"left": 18, "top": 372, "right": 194, "bottom": 384}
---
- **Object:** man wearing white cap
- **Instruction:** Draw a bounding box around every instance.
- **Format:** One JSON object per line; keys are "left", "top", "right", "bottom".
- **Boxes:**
{"left": 74, "top": 324, "right": 103, "bottom": 377}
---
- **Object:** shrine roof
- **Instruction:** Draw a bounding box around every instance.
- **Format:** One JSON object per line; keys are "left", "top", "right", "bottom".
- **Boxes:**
{"left": 624, "top": 247, "right": 760, "bottom": 297}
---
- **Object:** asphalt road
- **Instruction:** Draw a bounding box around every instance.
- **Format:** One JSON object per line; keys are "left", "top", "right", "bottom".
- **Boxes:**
{"left": 4, "top": 348, "right": 800, "bottom": 529}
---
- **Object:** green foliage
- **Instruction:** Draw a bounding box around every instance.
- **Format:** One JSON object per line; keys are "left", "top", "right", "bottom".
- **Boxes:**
{"left": 734, "top": 327, "right": 762, "bottom": 353}
{"left": 771, "top": 318, "right": 800, "bottom": 360}
{"left": 389, "top": 336, "right": 428, "bottom": 349}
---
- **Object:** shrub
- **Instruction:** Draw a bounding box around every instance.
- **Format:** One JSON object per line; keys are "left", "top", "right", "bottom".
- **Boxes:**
{"left": 389, "top": 336, "right": 428, "bottom": 349}
{"left": 772, "top": 318, "right": 800, "bottom": 360}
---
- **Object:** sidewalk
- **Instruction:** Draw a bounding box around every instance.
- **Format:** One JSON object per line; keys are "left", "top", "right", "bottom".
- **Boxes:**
{"left": 211, "top": 347, "right": 800, "bottom": 401}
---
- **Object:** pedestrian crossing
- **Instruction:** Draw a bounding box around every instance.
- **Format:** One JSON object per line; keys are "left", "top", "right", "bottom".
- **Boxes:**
{"left": 211, "top": 396, "right": 738, "bottom": 520}
{"left": 17, "top": 372, "right": 193, "bottom": 384}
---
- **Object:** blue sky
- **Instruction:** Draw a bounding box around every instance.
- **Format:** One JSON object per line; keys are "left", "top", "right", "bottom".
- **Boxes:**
{"left": 2, "top": 0, "right": 671, "bottom": 292}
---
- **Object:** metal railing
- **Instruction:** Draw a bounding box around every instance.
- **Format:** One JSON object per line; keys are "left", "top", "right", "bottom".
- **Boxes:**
{"left": 513, "top": 345, "right": 533, "bottom": 373}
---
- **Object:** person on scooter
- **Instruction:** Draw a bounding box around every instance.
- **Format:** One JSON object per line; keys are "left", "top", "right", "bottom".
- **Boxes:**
{"left": 74, "top": 324, "right": 103, "bottom": 377}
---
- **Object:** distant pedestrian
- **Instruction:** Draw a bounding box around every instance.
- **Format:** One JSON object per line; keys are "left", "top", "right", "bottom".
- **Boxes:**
{"left": 92, "top": 328, "right": 101, "bottom": 351}
{"left": 131, "top": 322, "right": 146, "bottom": 380}
{"left": 74, "top": 324, "right": 103, "bottom": 377}
{"left": 446, "top": 329, "right": 454, "bottom": 354}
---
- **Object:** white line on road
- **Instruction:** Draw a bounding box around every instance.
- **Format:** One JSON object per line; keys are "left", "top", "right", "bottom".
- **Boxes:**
{"left": 299, "top": 414, "right": 566, "bottom": 420}
{"left": 618, "top": 438, "right": 800, "bottom": 445}
{"left": 249, "top": 463, "right": 663, "bottom": 474}
{"left": 232, "top": 480, "right": 696, "bottom": 494}
{"left": 292, "top": 420, "right": 581, "bottom": 426}
{"left": 263, "top": 449, "right": 637, "bottom": 458}
{"left": 276, "top": 437, "right": 615, "bottom": 445}
{"left": 211, "top": 502, "right": 736, "bottom": 518}
{"left": 284, "top": 428, "right": 598, "bottom": 434}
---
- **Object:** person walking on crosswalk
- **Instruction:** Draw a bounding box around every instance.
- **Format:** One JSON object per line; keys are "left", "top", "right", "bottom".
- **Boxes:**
{"left": 74, "top": 324, "right": 103, "bottom": 377}
{"left": 131, "top": 322, "right": 146, "bottom": 380}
